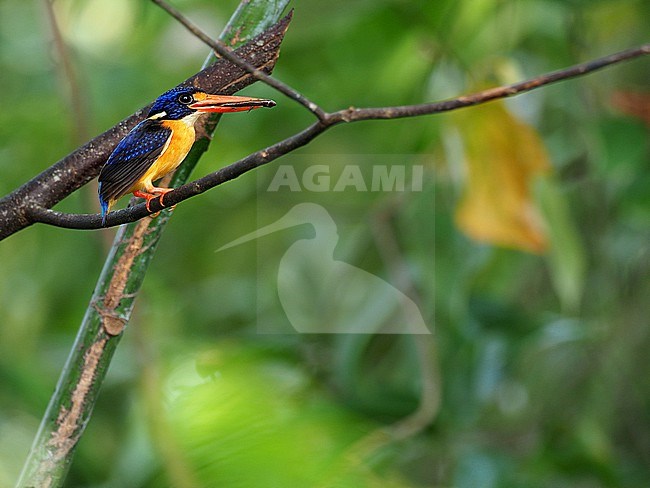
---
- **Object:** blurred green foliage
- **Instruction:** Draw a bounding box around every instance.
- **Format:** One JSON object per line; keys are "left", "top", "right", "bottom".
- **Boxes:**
{"left": 0, "top": 0, "right": 649, "bottom": 487}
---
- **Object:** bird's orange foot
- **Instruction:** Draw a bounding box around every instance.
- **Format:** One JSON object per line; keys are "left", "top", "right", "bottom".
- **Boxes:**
{"left": 133, "top": 188, "right": 174, "bottom": 213}
{"left": 155, "top": 188, "right": 175, "bottom": 210}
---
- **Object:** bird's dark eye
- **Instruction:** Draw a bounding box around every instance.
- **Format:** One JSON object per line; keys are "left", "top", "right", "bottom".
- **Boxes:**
{"left": 178, "top": 93, "right": 194, "bottom": 104}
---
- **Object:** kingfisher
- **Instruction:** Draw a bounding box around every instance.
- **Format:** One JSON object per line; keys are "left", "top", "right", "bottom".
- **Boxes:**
{"left": 98, "top": 86, "right": 275, "bottom": 225}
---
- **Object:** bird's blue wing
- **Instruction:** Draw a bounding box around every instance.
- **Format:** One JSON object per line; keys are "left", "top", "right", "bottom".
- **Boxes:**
{"left": 98, "top": 119, "right": 172, "bottom": 204}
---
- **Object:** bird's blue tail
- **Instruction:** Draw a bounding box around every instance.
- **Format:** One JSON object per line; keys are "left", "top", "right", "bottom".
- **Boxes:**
{"left": 98, "top": 184, "right": 109, "bottom": 226}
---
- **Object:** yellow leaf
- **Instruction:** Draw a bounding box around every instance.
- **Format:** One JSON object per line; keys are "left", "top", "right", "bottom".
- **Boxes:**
{"left": 453, "top": 99, "right": 551, "bottom": 253}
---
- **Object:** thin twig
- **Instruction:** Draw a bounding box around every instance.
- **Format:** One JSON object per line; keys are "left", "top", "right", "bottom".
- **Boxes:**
{"left": 151, "top": 0, "right": 328, "bottom": 121}
{"left": 338, "top": 43, "right": 650, "bottom": 121}
{"left": 27, "top": 42, "right": 650, "bottom": 230}
{"left": 44, "top": 0, "right": 91, "bottom": 145}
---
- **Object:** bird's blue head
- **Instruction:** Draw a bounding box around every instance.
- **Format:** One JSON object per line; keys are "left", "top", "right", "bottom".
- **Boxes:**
{"left": 148, "top": 86, "right": 197, "bottom": 120}
{"left": 148, "top": 86, "right": 276, "bottom": 121}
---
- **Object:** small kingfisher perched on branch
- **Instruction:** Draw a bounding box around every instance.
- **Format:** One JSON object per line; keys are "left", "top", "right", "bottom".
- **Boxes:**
{"left": 98, "top": 86, "right": 275, "bottom": 225}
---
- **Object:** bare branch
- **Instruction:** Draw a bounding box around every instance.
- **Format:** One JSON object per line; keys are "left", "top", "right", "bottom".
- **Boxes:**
{"left": 337, "top": 43, "right": 650, "bottom": 121}
{"left": 151, "top": 0, "right": 327, "bottom": 121}
{"left": 27, "top": 43, "right": 650, "bottom": 231}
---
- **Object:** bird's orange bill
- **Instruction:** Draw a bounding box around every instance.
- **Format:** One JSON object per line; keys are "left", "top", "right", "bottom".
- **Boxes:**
{"left": 189, "top": 94, "right": 276, "bottom": 113}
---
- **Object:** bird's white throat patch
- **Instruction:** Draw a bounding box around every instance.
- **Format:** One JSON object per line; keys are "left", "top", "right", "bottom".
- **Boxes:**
{"left": 181, "top": 111, "right": 202, "bottom": 127}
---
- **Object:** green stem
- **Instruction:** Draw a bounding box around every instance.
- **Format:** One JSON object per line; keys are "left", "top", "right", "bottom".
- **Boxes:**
{"left": 16, "top": 2, "right": 289, "bottom": 486}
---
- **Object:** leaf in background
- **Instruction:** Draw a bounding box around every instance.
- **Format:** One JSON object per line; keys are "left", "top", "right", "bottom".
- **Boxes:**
{"left": 453, "top": 99, "right": 551, "bottom": 253}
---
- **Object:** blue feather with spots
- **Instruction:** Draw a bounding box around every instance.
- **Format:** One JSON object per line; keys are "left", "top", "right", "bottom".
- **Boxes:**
{"left": 98, "top": 119, "right": 172, "bottom": 224}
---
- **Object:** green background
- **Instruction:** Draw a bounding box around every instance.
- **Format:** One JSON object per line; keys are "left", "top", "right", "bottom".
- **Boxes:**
{"left": 0, "top": 0, "right": 648, "bottom": 486}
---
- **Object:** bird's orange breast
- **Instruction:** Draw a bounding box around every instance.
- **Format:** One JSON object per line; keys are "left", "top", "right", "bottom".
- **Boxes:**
{"left": 130, "top": 119, "right": 196, "bottom": 192}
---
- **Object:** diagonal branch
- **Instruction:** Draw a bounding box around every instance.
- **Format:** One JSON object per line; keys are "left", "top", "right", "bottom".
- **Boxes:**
{"left": 151, "top": 0, "right": 327, "bottom": 121}
{"left": 26, "top": 42, "right": 650, "bottom": 231}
